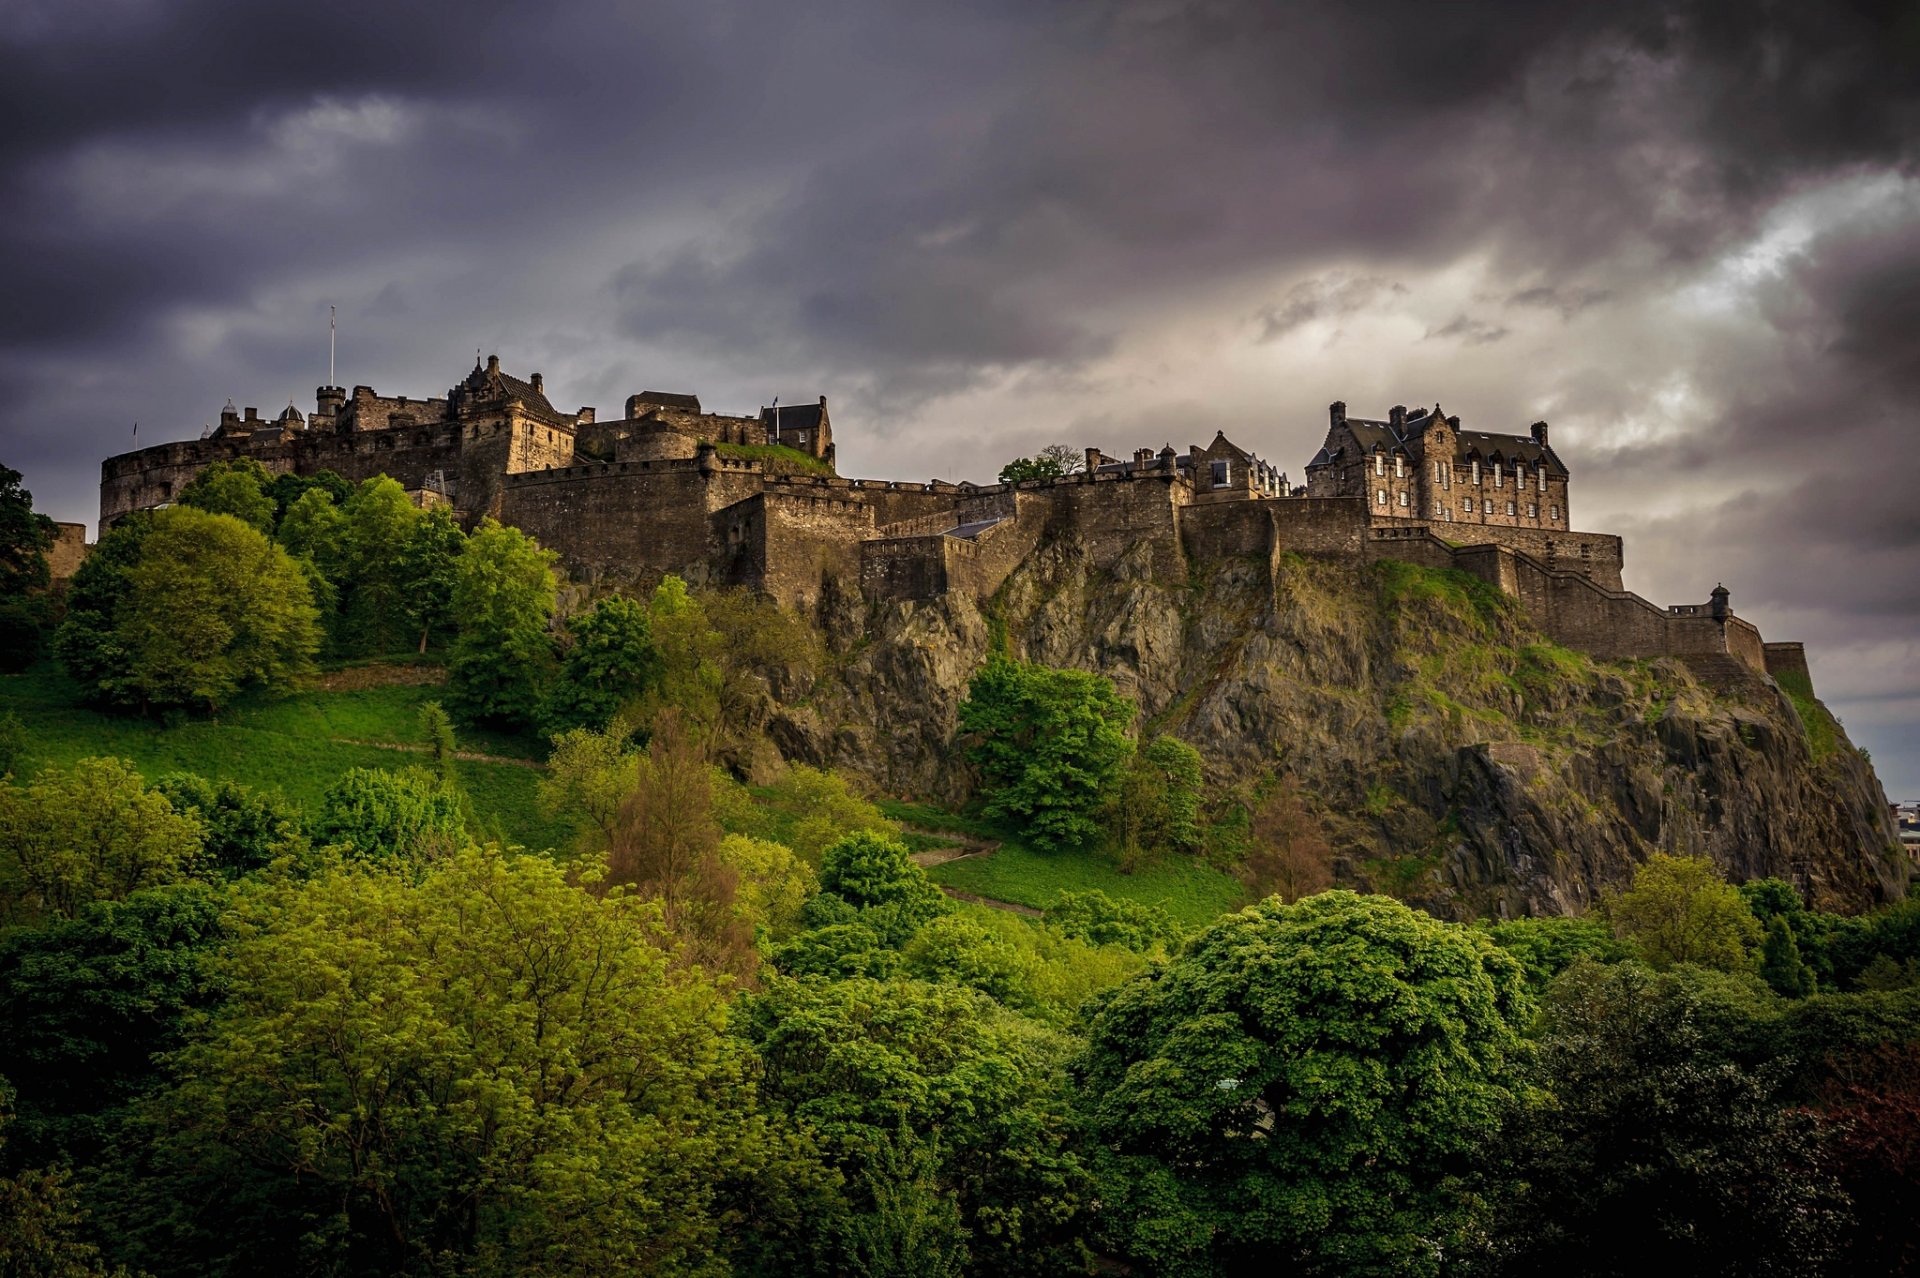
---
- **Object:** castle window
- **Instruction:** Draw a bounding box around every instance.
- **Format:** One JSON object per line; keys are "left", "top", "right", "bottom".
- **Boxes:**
{"left": 1376, "top": 489, "right": 1388, "bottom": 506}
{"left": 1527, "top": 503, "right": 1537, "bottom": 518}
{"left": 1463, "top": 497, "right": 1474, "bottom": 513}
{"left": 1212, "top": 460, "right": 1230, "bottom": 486}
{"left": 1471, "top": 460, "right": 1480, "bottom": 485}
{"left": 1394, "top": 455, "right": 1404, "bottom": 478}
{"left": 1375, "top": 454, "right": 1385, "bottom": 477}
{"left": 1506, "top": 500, "right": 1516, "bottom": 516}
{"left": 1494, "top": 465, "right": 1504, "bottom": 488}
{"left": 1398, "top": 490, "right": 1409, "bottom": 507}
{"left": 1550, "top": 504, "right": 1560, "bottom": 521}
{"left": 1538, "top": 469, "right": 1548, "bottom": 492}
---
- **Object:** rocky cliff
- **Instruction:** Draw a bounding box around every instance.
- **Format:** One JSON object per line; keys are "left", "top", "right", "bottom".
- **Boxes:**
{"left": 750, "top": 538, "right": 1903, "bottom": 919}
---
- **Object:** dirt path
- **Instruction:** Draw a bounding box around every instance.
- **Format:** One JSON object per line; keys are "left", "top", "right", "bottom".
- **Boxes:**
{"left": 938, "top": 887, "right": 1044, "bottom": 917}
{"left": 329, "top": 738, "right": 547, "bottom": 770}
{"left": 312, "top": 665, "right": 448, "bottom": 691}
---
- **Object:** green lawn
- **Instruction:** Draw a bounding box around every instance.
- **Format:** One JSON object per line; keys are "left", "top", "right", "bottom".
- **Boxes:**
{"left": 927, "top": 833, "right": 1247, "bottom": 928}
{"left": 0, "top": 664, "right": 575, "bottom": 853}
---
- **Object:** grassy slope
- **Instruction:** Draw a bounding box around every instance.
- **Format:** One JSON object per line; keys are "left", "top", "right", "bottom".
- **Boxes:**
{"left": 0, "top": 664, "right": 575, "bottom": 853}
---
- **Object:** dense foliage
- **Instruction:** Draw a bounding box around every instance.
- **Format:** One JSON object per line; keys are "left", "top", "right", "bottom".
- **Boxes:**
{"left": 0, "top": 464, "right": 58, "bottom": 672}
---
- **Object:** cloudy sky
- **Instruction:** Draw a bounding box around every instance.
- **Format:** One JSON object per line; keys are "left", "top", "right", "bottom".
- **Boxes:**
{"left": 3, "top": 0, "right": 1917, "bottom": 793}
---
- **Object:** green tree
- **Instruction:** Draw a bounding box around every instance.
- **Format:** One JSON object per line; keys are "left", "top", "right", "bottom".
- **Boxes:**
{"left": 266, "top": 469, "right": 351, "bottom": 527}
{"left": 1106, "top": 735, "right": 1203, "bottom": 865}
{"left": 0, "top": 713, "right": 24, "bottom": 779}
{"left": 744, "top": 974, "right": 1088, "bottom": 1277}
{"left": 1073, "top": 890, "right": 1530, "bottom": 1276}
{"left": 0, "top": 464, "right": 58, "bottom": 673}
{"left": 959, "top": 658, "right": 1134, "bottom": 853}
{"left": 122, "top": 845, "right": 787, "bottom": 1276}
{"left": 0, "top": 758, "right": 204, "bottom": 926}
{"left": 1484, "top": 914, "right": 1637, "bottom": 993}
{"left": 711, "top": 764, "right": 898, "bottom": 863}
{"left": 816, "top": 831, "right": 951, "bottom": 931}
{"left": 1759, "top": 916, "right": 1815, "bottom": 998}
{"left": 310, "top": 766, "right": 463, "bottom": 867}
{"left": 336, "top": 477, "right": 421, "bottom": 655}
{"left": 447, "top": 519, "right": 558, "bottom": 729}
{"left": 541, "top": 593, "right": 663, "bottom": 735}
{"left": 151, "top": 773, "right": 304, "bottom": 879}
{"left": 176, "top": 458, "right": 275, "bottom": 532}
{"left": 0, "top": 883, "right": 226, "bottom": 1166}
{"left": 273, "top": 486, "right": 347, "bottom": 572}
{"left": 540, "top": 721, "right": 640, "bottom": 856}
{"left": 996, "top": 446, "right": 1079, "bottom": 484}
{"left": 1476, "top": 959, "right": 1848, "bottom": 1277}
{"left": 59, "top": 507, "right": 319, "bottom": 713}
{"left": 53, "top": 514, "right": 153, "bottom": 705}
{"left": 1605, "top": 854, "right": 1761, "bottom": 971}
{"left": 1043, "top": 888, "right": 1183, "bottom": 955}
{"left": 0, "top": 1086, "right": 131, "bottom": 1278}
{"left": 396, "top": 505, "right": 466, "bottom": 653}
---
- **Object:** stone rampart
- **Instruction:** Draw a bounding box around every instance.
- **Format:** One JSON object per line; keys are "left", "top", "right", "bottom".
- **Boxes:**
{"left": 1764, "top": 642, "right": 1811, "bottom": 683}
{"left": 47, "top": 522, "right": 89, "bottom": 579}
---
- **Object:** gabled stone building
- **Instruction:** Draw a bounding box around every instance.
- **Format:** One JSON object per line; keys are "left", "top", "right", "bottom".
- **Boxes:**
{"left": 1307, "top": 401, "right": 1570, "bottom": 530}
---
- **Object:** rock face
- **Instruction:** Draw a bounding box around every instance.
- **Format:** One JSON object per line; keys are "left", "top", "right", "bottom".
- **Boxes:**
{"left": 754, "top": 541, "right": 1903, "bottom": 919}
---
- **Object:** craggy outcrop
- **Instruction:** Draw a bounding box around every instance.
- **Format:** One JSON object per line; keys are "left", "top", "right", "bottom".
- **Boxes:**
{"left": 751, "top": 539, "right": 1902, "bottom": 920}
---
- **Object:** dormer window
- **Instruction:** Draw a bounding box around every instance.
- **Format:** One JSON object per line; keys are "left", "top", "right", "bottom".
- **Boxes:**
{"left": 1394, "top": 455, "right": 1405, "bottom": 478}
{"left": 1471, "top": 460, "right": 1481, "bottom": 485}
{"left": 1375, "top": 454, "right": 1385, "bottom": 477}
{"left": 1538, "top": 468, "right": 1548, "bottom": 492}
{"left": 1494, "top": 464, "right": 1504, "bottom": 489}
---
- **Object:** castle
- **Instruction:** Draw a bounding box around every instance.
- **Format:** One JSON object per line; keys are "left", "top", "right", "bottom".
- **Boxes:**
{"left": 97, "top": 355, "right": 1809, "bottom": 688}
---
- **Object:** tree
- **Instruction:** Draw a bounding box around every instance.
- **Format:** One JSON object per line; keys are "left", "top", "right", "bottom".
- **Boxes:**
{"left": 959, "top": 658, "right": 1134, "bottom": 853}
{"left": 273, "top": 486, "right": 347, "bottom": 572}
{"left": 541, "top": 593, "right": 663, "bottom": 735}
{"left": 817, "top": 831, "right": 950, "bottom": 926}
{"left": 122, "top": 846, "right": 785, "bottom": 1276}
{"left": 151, "top": 772, "right": 304, "bottom": 878}
{"left": 715, "top": 833, "right": 817, "bottom": 942}
{"left": 1759, "top": 915, "right": 1815, "bottom": 997}
{"left": 711, "top": 764, "right": 899, "bottom": 863}
{"left": 744, "top": 974, "right": 1089, "bottom": 1277}
{"left": 396, "top": 504, "right": 466, "bottom": 653}
{"left": 446, "top": 519, "right": 558, "bottom": 728}
{"left": 0, "top": 1086, "right": 131, "bottom": 1278}
{"left": 1106, "top": 735, "right": 1204, "bottom": 866}
{"left": 0, "top": 758, "right": 204, "bottom": 926}
{"left": 310, "top": 766, "right": 463, "bottom": 867}
{"left": 1043, "top": 889, "right": 1183, "bottom": 954}
{"left": 1604, "top": 854, "right": 1761, "bottom": 971}
{"left": 1476, "top": 959, "right": 1849, "bottom": 1277}
{"left": 0, "top": 464, "right": 57, "bottom": 673}
{"left": 59, "top": 507, "right": 319, "bottom": 714}
{"left": 176, "top": 458, "right": 274, "bottom": 532}
{"left": 336, "top": 477, "right": 421, "bottom": 655}
{"left": 996, "top": 446, "right": 1081, "bottom": 485}
{"left": 53, "top": 514, "right": 153, "bottom": 704}
{"left": 1483, "top": 914, "right": 1637, "bottom": 993}
{"left": 1820, "top": 1044, "right": 1920, "bottom": 1275}
{"left": 266, "top": 469, "right": 351, "bottom": 527}
{"left": 1073, "top": 890, "right": 1531, "bottom": 1276}
{"left": 540, "top": 721, "right": 641, "bottom": 855}
{"left": 1240, "top": 780, "right": 1334, "bottom": 902}
{"left": 0, "top": 883, "right": 226, "bottom": 1166}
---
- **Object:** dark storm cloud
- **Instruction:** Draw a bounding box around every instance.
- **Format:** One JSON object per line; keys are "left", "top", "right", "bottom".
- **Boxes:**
{"left": 2, "top": 0, "right": 1918, "bottom": 782}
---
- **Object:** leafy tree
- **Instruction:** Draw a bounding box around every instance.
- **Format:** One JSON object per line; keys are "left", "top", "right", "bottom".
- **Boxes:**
{"left": 1476, "top": 959, "right": 1848, "bottom": 1277}
{"left": 1820, "top": 1044, "right": 1920, "bottom": 1275}
{"left": 1759, "top": 915, "right": 1815, "bottom": 997}
{"left": 817, "top": 831, "right": 950, "bottom": 929}
{"left": 540, "top": 721, "right": 640, "bottom": 855}
{"left": 0, "top": 463, "right": 57, "bottom": 597}
{"left": 996, "top": 446, "right": 1080, "bottom": 484}
{"left": 60, "top": 507, "right": 319, "bottom": 713}
{"left": 0, "top": 714, "right": 24, "bottom": 779}
{"left": 1106, "top": 735, "right": 1203, "bottom": 866}
{"left": 0, "top": 464, "right": 57, "bottom": 673}
{"left": 336, "top": 477, "right": 421, "bottom": 654}
{"left": 1604, "top": 854, "right": 1761, "bottom": 971}
{"left": 310, "top": 766, "right": 463, "bottom": 867}
{"left": 0, "top": 758, "right": 204, "bottom": 926}
{"left": 395, "top": 504, "right": 465, "bottom": 652}
{"left": 0, "top": 1086, "right": 131, "bottom": 1278}
{"left": 541, "top": 593, "right": 663, "bottom": 735}
{"left": 176, "top": 458, "right": 274, "bottom": 532}
{"left": 900, "top": 913, "right": 1036, "bottom": 1009}
{"left": 0, "top": 883, "right": 226, "bottom": 1165}
{"left": 1043, "top": 888, "right": 1183, "bottom": 954}
{"left": 120, "top": 845, "right": 787, "bottom": 1276}
{"left": 151, "top": 773, "right": 304, "bottom": 878}
{"left": 715, "top": 833, "right": 817, "bottom": 941}
{"left": 52, "top": 514, "right": 153, "bottom": 705}
{"left": 1484, "top": 914, "right": 1637, "bottom": 993}
{"left": 446, "top": 519, "right": 558, "bottom": 728}
{"left": 744, "top": 975, "right": 1089, "bottom": 1277}
{"left": 712, "top": 764, "right": 898, "bottom": 863}
{"left": 273, "top": 486, "right": 347, "bottom": 573}
{"left": 1073, "top": 890, "right": 1530, "bottom": 1276}
{"left": 959, "top": 658, "right": 1134, "bottom": 853}
{"left": 266, "top": 469, "right": 351, "bottom": 527}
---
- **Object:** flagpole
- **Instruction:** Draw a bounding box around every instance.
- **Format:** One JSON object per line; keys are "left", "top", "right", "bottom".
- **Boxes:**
{"left": 329, "top": 306, "right": 336, "bottom": 386}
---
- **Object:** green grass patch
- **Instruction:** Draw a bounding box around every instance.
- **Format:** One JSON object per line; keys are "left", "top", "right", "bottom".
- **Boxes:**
{"left": 1773, "top": 669, "right": 1841, "bottom": 761}
{"left": 0, "top": 663, "right": 572, "bottom": 852}
{"left": 876, "top": 799, "right": 1001, "bottom": 840}
{"left": 928, "top": 834, "right": 1246, "bottom": 928}
{"left": 710, "top": 442, "right": 835, "bottom": 475}
{"left": 1365, "top": 782, "right": 1398, "bottom": 815}
{"left": 1372, "top": 559, "right": 1512, "bottom": 632}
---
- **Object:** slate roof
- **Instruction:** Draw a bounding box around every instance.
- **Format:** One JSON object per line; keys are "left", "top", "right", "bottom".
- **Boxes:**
{"left": 633, "top": 391, "right": 703, "bottom": 414}
{"left": 1307, "top": 409, "right": 1567, "bottom": 476}
{"left": 762, "top": 402, "right": 825, "bottom": 432}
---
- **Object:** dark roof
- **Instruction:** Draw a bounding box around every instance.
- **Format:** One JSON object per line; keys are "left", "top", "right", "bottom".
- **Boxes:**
{"left": 762, "top": 402, "right": 825, "bottom": 431}
{"left": 1454, "top": 430, "right": 1566, "bottom": 474}
{"left": 1308, "top": 411, "right": 1567, "bottom": 477}
{"left": 633, "top": 391, "right": 703, "bottom": 414}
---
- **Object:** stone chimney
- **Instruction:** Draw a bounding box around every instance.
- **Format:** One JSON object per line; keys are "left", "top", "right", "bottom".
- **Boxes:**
{"left": 1329, "top": 401, "right": 1347, "bottom": 427}
{"left": 1531, "top": 421, "right": 1549, "bottom": 445}
{"left": 1389, "top": 405, "right": 1407, "bottom": 431}
{"left": 576, "top": 406, "right": 595, "bottom": 425}
{"left": 531, "top": 372, "right": 544, "bottom": 395}
{"left": 1085, "top": 447, "right": 1103, "bottom": 473}
{"left": 486, "top": 354, "right": 500, "bottom": 374}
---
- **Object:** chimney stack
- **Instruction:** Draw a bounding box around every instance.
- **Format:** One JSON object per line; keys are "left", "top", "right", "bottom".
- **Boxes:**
{"left": 1389, "top": 404, "right": 1407, "bottom": 431}
{"left": 1531, "top": 421, "right": 1550, "bottom": 445}
{"left": 1329, "top": 400, "right": 1347, "bottom": 427}
{"left": 531, "top": 372, "right": 544, "bottom": 395}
